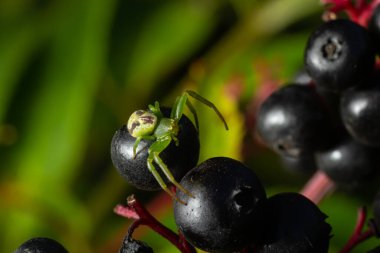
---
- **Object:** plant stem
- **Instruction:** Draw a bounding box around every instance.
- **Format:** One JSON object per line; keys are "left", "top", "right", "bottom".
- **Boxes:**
{"left": 321, "top": 0, "right": 380, "bottom": 26}
{"left": 114, "top": 195, "right": 196, "bottom": 253}
{"left": 339, "top": 207, "right": 376, "bottom": 253}
{"left": 300, "top": 170, "right": 336, "bottom": 204}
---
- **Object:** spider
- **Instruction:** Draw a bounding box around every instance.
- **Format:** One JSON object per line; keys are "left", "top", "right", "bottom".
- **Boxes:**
{"left": 127, "top": 90, "right": 228, "bottom": 204}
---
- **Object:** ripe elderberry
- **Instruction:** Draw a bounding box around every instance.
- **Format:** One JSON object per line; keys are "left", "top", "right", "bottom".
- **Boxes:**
{"left": 341, "top": 77, "right": 380, "bottom": 147}
{"left": 14, "top": 237, "right": 68, "bottom": 253}
{"left": 304, "top": 19, "right": 375, "bottom": 92}
{"left": 174, "top": 157, "right": 266, "bottom": 252}
{"left": 257, "top": 192, "right": 331, "bottom": 253}
{"left": 257, "top": 84, "right": 334, "bottom": 158}
{"left": 119, "top": 237, "right": 154, "bottom": 253}
{"left": 316, "top": 137, "right": 380, "bottom": 187}
{"left": 111, "top": 108, "right": 199, "bottom": 191}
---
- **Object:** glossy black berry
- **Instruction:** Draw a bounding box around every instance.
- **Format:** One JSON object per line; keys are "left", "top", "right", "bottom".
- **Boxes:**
{"left": 341, "top": 79, "right": 380, "bottom": 146}
{"left": 316, "top": 137, "right": 380, "bottom": 187}
{"left": 369, "top": 4, "right": 380, "bottom": 54}
{"left": 257, "top": 192, "right": 331, "bottom": 253}
{"left": 257, "top": 84, "right": 334, "bottom": 158}
{"left": 174, "top": 157, "right": 267, "bottom": 252}
{"left": 305, "top": 19, "right": 375, "bottom": 92}
{"left": 119, "top": 237, "right": 153, "bottom": 253}
{"left": 111, "top": 108, "right": 200, "bottom": 190}
{"left": 14, "top": 237, "right": 68, "bottom": 253}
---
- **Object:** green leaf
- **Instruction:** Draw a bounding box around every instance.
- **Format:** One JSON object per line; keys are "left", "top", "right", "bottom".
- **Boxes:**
{"left": 2, "top": 0, "right": 117, "bottom": 251}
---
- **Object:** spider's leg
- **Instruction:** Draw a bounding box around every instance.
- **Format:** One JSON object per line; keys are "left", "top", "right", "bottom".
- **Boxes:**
{"left": 132, "top": 137, "right": 142, "bottom": 159}
{"left": 147, "top": 154, "right": 186, "bottom": 205}
{"left": 172, "top": 93, "right": 188, "bottom": 121}
{"left": 150, "top": 137, "right": 194, "bottom": 199}
{"left": 170, "top": 96, "right": 181, "bottom": 119}
{"left": 186, "top": 90, "right": 229, "bottom": 130}
{"left": 185, "top": 99, "right": 199, "bottom": 132}
{"left": 149, "top": 101, "right": 163, "bottom": 118}
{"left": 132, "top": 135, "right": 155, "bottom": 159}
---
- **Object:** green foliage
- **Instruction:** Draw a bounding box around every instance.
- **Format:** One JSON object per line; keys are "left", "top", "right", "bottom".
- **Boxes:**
{"left": 0, "top": 0, "right": 377, "bottom": 252}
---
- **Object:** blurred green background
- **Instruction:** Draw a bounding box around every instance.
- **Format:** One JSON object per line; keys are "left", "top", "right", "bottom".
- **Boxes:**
{"left": 1, "top": 0, "right": 379, "bottom": 252}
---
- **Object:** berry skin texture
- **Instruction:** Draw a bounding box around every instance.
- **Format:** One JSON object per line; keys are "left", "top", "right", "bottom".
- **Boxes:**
{"left": 14, "top": 237, "right": 68, "bottom": 253}
{"left": 257, "top": 85, "right": 333, "bottom": 158}
{"left": 119, "top": 237, "right": 153, "bottom": 253}
{"left": 341, "top": 80, "right": 380, "bottom": 147}
{"left": 304, "top": 19, "right": 375, "bottom": 93}
{"left": 111, "top": 108, "right": 199, "bottom": 191}
{"left": 174, "top": 157, "right": 267, "bottom": 252}
{"left": 316, "top": 137, "right": 379, "bottom": 187}
{"left": 257, "top": 192, "right": 331, "bottom": 253}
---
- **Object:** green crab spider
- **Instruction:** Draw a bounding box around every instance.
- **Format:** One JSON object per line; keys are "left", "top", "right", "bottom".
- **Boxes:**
{"left": 127, "top": 90, "right": 228, "bottom": 204}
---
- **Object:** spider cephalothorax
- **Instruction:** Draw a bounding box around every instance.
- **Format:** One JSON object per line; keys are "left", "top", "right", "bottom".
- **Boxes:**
{"left": 125, "top": 90, "right": 228, "bottom": 204}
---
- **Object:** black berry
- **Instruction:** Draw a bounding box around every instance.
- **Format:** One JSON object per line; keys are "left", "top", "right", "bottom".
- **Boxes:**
{"left": 341, "top": 78, "right": 380, "bottom": 146}
{"left": 119, "top": 237, "right": 153, "bottom": 253}
{"left": 304, "top": 19, "right": 375, "bottom": 92}
{"left": 14, "top": 237, "right": 68, "bottom": 253}
{"left": 174, "top": 157, "right": 266, "bottom": 252}
{"left": 110, "top": 108, "right": 199, "bottom": 190}
{"left": 257, "top": 84, "right": 334, "bottom": 157}
{"left": 257, "top": 192, "right": 331, "bottom": 253}
{"left": 316, "top": 137, "right": 380, "bottom": 187}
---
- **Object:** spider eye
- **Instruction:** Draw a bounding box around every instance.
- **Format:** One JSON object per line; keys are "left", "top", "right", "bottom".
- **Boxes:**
{"left": 127, "top": 110, "right": 158, "bottom": 138}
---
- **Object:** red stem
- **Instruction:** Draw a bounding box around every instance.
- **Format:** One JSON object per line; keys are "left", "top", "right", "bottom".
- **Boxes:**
{"left": 339, "top": 207, "right": 376, "bottom": 253}
{"left": 321, "top": 0, "right": 380, "bottom": 26}
{"left": 114, "top": 195, "right": 196, "bottom": 253}
{"left": 300, "top": 170, "right": 336, "bottom": 204}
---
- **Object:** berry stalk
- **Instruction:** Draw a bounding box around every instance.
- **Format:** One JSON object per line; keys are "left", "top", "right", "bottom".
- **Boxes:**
{"left": 321, "top": 0, "right": 380, "bottom": 26}
{"left": 339, "top": 207, "right": 376, "bottom": 253}
{"left": 114, "top": 195, "right": 196, "bottom": 253}
{"left": 300, "top": 170, "right": 336, "bottom": 204}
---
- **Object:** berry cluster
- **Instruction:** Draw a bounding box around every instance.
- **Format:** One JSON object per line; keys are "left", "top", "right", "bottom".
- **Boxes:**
{"left": 108, "top": 87, "right": 331, "bottom": 250}
{"left": 113, "top": 156, "right": 331, "bottom": 253}
{"left": 258, "top": 1, "right": 380, "bottom": 189}
{"left": 256, "top": 0, "right": 380, "bottom": 252}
